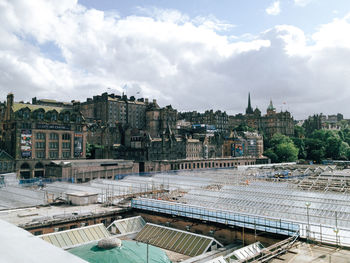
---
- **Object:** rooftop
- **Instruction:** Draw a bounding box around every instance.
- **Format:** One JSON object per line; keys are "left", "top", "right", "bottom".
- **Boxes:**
{"left": 0, "top": 219, "right": 88, "bottom": 263}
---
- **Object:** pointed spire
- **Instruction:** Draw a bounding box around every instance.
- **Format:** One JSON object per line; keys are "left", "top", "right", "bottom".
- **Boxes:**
{"left": 267, "top": 99, "right": 276, "bottom": 112}
{"left": 245, "top": 92, "right": 254, "bottom": 114}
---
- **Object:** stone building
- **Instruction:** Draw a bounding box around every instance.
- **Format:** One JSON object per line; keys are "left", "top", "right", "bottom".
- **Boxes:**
{"left": 45, "top": 159, "right": 138, "bottom": 182}
{"left": 229, "top": 94, "right": 294, "bottom": 138}
{"left": 223, "top": 131, "right": 263, "bottom": 158}
{"left": 146, "top": 102, "right": 177, "bottom": 138}
{"left": 0, "top": 94, "right": 87, "bottom": 178}
{"left": 179, "top": 110, "right": 229, "bottom": 134}
{"left": 0, "top": 150, "right": 15, "bottom": 174}
{"left": 114, "top": 126, "right": 186, "bottom": 162}
{"left": 81, "top": 93, "right": 147, "bottom": 129}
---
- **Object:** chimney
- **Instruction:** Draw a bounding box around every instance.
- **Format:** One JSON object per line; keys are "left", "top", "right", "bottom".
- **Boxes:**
{"left": 7, "top": 93, "right": 14, "bottom": 107}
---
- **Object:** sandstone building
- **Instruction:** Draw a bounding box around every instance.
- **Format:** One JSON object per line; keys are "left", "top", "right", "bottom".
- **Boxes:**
{"left": 0, "top": 94, "right": 87, "bottom": 178}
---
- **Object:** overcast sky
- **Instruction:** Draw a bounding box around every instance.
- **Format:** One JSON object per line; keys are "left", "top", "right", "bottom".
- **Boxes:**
{"left": 1, "top": 0, "right": 350, "bottom": 119}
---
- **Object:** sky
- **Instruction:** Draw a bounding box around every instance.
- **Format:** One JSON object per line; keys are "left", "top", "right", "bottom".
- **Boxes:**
{"left": 1, "top": 0, "right": 350, "bottom": 119}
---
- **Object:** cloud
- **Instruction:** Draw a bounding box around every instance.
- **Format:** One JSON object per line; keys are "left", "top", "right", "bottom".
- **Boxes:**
{"left": 1, "top": 1, "right": 350, "bottom": 119}
{"left": 266, "top": 1, "right": 281, "bottom": 16}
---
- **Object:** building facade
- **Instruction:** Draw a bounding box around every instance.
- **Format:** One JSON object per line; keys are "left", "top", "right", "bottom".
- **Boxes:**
{"left": 223, "top": 131, "right": 263, "bottom": 158}
{"left": 81, "top": 93, "right": 147, "bottom": 129}
{"left": 0, "top": 150, "right": 15, "bottom": 174}
{"left": 0, "top": 94, "right": 87, "bottom": 178}
{"left": 178, "top": 110, "right": 229, "bottom": 134}
{"left": 229, "top": 95, "right": 294, "bottom": 138}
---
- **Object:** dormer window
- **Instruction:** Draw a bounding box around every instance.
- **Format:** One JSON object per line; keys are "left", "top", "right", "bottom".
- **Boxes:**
{"left": 23, "top": 110, "right": 30, "bottom": 119}
{"left": 64, "top": 114, "right": 70, "bottom": 122}
{"left": 51, "top": 113, "right": 57, "bottom": 121}
{"left": 37, "top": 112, "right": 44, "bottom": 120}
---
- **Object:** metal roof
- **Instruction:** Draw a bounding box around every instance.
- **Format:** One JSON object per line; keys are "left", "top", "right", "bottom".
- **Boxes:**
{"left": 135, "top": 223, "right": 223, "bottom": 257}
{"left": 0, "top": 219, "right": 88, "bottom": 263}
{"left": 39, "top": 223, "right": 110, "bottom": 249}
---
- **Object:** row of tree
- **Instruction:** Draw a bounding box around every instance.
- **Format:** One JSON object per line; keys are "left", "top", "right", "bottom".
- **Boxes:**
{"left": 264, "top": 118, "right": 350, "bottom": 163}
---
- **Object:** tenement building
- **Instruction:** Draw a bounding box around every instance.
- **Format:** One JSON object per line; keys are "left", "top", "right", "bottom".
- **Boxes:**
{"left": 0, "top": 93, "right": 87, "bottom": 178}
{"left": 82, "top": 92, "right": 178, "bottom": 158}
{"left": 81, "top": 92, "right": 147, "bottom": 129}
{"left": 229, "top": 94, "right": 294, "bottom": 138}
{"left": 178, "top": 110, "right": 229, "bottom": 134}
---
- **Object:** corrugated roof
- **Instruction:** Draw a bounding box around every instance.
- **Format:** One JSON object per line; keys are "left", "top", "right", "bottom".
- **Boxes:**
{"left": 39, "top": 223, "right": 110, "bottom": 249}
{"left": 135, "top": 223, "right": 223, "bottom": 257}
{"left": 0, "top": 219, "right": 88, "bottom": 263}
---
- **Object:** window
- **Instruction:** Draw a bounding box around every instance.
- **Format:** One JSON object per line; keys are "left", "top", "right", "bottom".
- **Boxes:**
{"left": 62, "top": 151, "right": 70, "bottom": 158}
{"left": 36, "top": 151, "right": 45, "bottom": 158}
{"left": 51, "top": 114, "right": 57, "bottom": 121}
{"left": 22, "top": 123, "right": 31, "bottom": 129}
{"left": 4, "top": 162, "right": 7, "bottom": 170}
{"left": 49, "top": 151, "right": 58, "bottom": 159}
{"left": 0, "top": 162, "right": 2, "bottom": 170}
{"left": 23, "top": 111, "right": 30, "bottom": 119}
{"left": 62, "top": 133, "right": 70, "bottom": 140}
{"left": 63, "top": 114, "right": 70, "bottom": 122}
{"left": 49, "top": 142, "right": 58, "bottom": 149}
{"left": 36, "top": 142, "right": 45, "bottom": 149}
{"left": 62, "top": 142, "right": 70, "bottom": 149}
{"left": 37, "top": 112, "right": 44, "bottom": 120}
{"left": 36, "top": 133, "right": 45, "bottom": 140}
{"left": 50, "top": 133, "right": 58, "bottom": 140}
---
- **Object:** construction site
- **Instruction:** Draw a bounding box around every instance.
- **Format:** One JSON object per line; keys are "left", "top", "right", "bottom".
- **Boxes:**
{"left": 1, "top": 163, "right": 350, "bottom": 262}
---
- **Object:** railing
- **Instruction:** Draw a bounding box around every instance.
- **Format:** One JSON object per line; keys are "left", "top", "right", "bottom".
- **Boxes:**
{"left": 131, "top": 198, "right": 300, "bottom": 236}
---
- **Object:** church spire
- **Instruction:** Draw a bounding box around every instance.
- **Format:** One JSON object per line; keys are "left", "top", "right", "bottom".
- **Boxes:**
{"left": 267, "top": 99, "right": 275, "bottom": 111}
{"left": 246, "top": 92, "right": 254, "bottom": 114}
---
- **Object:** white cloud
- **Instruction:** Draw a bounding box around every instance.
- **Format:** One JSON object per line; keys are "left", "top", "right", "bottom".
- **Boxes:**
{"left": 266, "top": 1, "right": 281, "bottom": 16}
{"left": 1, "top": 1, "right": 350, "bottom": 119}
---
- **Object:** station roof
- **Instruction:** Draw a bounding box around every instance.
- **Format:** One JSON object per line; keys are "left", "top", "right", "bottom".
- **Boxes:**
{"left": 135, "top": 223, "right": 223, "bottom": 257}
{"left": 0, "top": 219, "right": 88, "bottom": 263}
{"left": 39, "top": 223, "right": 110, "bottom": 249}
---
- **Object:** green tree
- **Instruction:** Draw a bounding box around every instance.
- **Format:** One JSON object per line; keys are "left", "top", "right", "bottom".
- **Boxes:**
{"left": 275, "top": 142, "right": 299, "bottom": 162}
{"left": 292, "top": 137, "right": 307, "bottom": 159}
{"left": 264, "top": 133, "right": 299, "bottom": 163}
{"left": 304, "top": 138, "right": 325, "bottom": 163}
{"left": 294, "top": 125, "right": 305, "bottom": 138}
{"left": 264, "top": 148, "right": 278, "bottom": 163}
{"left": 325, "top": 136, "right": 342, "bottom": 159}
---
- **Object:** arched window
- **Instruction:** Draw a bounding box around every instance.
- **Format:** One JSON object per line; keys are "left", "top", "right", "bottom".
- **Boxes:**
{"left": 20, "top": 163, "right": 30, "bottom": 170}
{"left": 35, "top": 162, "right": 44, "bottom": 169}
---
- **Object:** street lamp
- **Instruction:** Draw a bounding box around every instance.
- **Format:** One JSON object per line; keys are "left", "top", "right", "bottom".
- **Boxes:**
{"left": 145, "top": 236, "right": 157, "bottom": 263}
{"left": 305, "top": 202, "right": 311, "bottom": 242}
